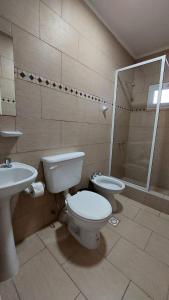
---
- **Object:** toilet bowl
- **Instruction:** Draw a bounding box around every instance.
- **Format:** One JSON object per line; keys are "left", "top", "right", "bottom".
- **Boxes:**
{"left": 41, "top": 152, "right": 112, "bottom": 249}
{"left": 91, "top": 174, "right": 125, "bottom": 212}
{"left": 67, "top": 190, "right": 112, "bottom": 249}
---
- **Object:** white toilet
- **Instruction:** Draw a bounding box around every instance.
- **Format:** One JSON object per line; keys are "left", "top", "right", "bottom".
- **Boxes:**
{"left": 41, "top": 152, "right": 112, "bottom": 249}
{"left": 91, "top": 174, "right": 125, "bottom": 212}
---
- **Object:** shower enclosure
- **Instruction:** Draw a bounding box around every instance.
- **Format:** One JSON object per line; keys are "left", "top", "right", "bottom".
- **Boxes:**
{"left": 109, "top": 55, "right": 169, "bottom": 196}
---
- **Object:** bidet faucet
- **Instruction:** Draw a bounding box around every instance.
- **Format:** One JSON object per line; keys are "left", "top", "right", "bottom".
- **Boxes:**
{"left": 3, "top": 157, "right": 12, "bottom": 168}
{"left": 91, "top": 172, "right": 102, "bottom": 180}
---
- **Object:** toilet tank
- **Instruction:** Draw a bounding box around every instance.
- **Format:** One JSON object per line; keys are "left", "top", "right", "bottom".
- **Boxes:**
{"left": 41, "top": 152, "right": 85, "bottom": 193}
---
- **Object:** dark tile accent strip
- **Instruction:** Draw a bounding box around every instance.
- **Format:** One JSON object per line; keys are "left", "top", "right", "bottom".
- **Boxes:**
{"left": 1, "top": 97, "right": 16, "bottom": 103}
{"left": 16, "top": 67, "right": 149, "bottom": 112}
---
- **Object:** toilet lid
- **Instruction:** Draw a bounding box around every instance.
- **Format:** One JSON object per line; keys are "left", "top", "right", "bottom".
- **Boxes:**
{"left": 67, "top": 191, "right": 112, "bottom": 220}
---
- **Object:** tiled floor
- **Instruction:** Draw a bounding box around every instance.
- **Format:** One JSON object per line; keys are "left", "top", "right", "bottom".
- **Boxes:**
{"left": 1, "top": 194, "right": 169, "bottom": 299}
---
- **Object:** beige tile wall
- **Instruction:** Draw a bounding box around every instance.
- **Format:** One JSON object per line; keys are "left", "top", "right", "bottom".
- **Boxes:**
{"left": 0, "top": 0, "right": 132, "bottom": 242}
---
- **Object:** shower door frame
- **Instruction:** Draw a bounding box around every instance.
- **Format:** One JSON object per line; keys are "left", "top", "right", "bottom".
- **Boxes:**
{"left": 109, "top": 55, "right": 166, "bottom": 192}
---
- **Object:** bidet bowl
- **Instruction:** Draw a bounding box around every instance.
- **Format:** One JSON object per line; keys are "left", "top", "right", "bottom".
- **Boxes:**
{"left": 91, "top": 175, "right": 125, "bottom": 212}
{"left": 0, "top": 162, "right": 38, "bottom": 282}
{"left": 92, "top": 175, "right": 125, "bottom": 194}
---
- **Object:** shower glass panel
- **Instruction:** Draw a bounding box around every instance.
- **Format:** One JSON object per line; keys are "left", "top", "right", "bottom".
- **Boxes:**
{"left": 110, "top": 56, "right": 165, "bottom": 190}
{"left": 150, "top": 59, "right": 169, "bottom": 195}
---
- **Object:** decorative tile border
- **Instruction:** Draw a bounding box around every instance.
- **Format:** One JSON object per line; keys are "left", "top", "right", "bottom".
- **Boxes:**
{"left": 131, "top": 108, "right": 146, "bottom": 112}
{"left": 15, "top": 67, "right": 108, "bottom": 105}
{"left": 1, "top": 97, "right": 16, "bottom": 104}
{"left": 14, "top": 67, "right": 147, "bottom": 113}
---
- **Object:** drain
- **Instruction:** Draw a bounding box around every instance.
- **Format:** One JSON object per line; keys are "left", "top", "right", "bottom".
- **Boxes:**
{"left": 108, "top": 216, "right": 120, "bottom": 226}
{"left": 50, "top": 223, "right": 55, "bottom": 228}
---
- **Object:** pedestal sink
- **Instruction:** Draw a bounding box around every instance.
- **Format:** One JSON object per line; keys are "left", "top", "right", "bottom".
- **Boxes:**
{"left": 0, "top": 162, "right": 38, "bottom": 282}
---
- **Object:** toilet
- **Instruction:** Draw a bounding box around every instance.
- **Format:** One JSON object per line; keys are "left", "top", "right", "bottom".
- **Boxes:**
{"left": 41, "top": 152, "right": 112, "bottom": 249}
{"left": 90, "top": 174, "right": 125, "bottom": 212}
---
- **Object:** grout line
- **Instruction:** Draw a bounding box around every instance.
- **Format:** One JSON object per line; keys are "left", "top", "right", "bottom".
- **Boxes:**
{"left": 143, "top": 230, "right": 153, "bottom": 250}
{"left": 107, "top": 233, "right": 169, "bottom": 279}
{"left": 40, "top": 0, "right": 62, "bottom": 18}
{"left": 133, "top": 208, "right": 141, "bottom": 220}
{"left": 45, "top": 247, "right": 81, "bottom": 296}
{"left": 74, "top": 292, "right": 81, "bottom": 300}
{"left": 105, "top": 253, "right": 153, "bottom": 299}
{"left": 11, "top": 19, "right": 114, "bottom": 85}
{"left": 10, "top": 142, "right": 110, "bottom": 156}
{"left": 74, "top": 291, "right": 88, "bottom": 300}
{"left": 12, "top": 280, "right": 21, "bottom": 300}
{"left": 133, "top": 210, "right": 169, "bottom": 240}
{"left": 38, "top": 2, "right": 114, "bottom": 82}
{"left": 100, "top": 231, "right": 121, "bottom": 257}
{"left": 60, "top": 2, "right": 132, "bottom": 63}
{"left": 144, "top": 231, "right": 169, "bottom": 268}
{"left": 121, "top": 280, "right": 131, "bottom": 300}
{"left": 107, "top": 221, "right": 152, "bottom": 252}
{"left": 130, "top": 281, "right": 154, "bottom": 299}
{"left": 17, "top": 246, "right": 46, "bottom": 268}
{"left": 105, "top": 249, "right": 131, "bottom": 282}
{"left": 35, "top": 224, "right": 82, "bottom": 267}
{"left": 35, "top": 35, "right": 113, "bottom": 84}
{"left": 14, "top": 141, "right": 111, "bottom": 156}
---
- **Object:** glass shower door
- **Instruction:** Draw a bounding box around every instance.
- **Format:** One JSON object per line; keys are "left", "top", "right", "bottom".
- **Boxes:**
{"left": 110, "top": 56, "right": 165, "bottom": 190}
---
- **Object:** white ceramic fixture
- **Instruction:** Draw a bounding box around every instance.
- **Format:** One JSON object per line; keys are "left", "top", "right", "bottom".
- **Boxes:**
{"left": 91, "top": 175, "right": 125, "bottom": 212}
{"left": 0, "top": 131, "right": 23, "bottom": 137}
{"left": 42, "top": 152, "right": 112, "bottom": 249}
{"left": 0, "top": 162, "right": 37, "bottom": 282}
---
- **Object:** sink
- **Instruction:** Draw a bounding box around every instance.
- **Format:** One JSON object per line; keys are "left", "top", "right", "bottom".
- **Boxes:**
{"left": 0, "top": 162, "right": 38, "bottom": 197}
{"left": 0, "top": 162, "right": 38, "bottom": 282}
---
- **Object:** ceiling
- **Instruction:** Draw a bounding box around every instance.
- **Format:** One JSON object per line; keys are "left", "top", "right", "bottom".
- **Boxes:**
{"left": 85, "top": 0, "right": 169, "bottom": 59}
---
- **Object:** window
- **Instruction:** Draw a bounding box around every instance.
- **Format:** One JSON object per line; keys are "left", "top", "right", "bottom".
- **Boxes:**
{"left": 147, "top": 82, "right": 169, "bottom": 108}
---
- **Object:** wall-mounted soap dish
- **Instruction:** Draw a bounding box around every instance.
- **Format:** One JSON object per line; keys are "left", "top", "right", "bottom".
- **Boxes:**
{"left": 0, "top": 131, "right": 23, "bottom": 137}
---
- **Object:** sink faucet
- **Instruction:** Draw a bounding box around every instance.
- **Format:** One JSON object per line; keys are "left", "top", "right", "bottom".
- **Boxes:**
{"left": 3, "top": 158, "right": 12, "bottom": 168}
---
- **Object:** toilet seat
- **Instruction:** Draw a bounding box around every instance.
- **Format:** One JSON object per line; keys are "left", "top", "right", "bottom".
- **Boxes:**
{"left": 67, "top": 191, "right": 112, "bottom": 221}
{"left": 92, "top": 175, "right": 125, "bottom": 193}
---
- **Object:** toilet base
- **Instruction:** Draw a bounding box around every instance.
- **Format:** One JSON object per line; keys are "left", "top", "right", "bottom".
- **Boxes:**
{"left": 68, "top": 220, "right": 100, "bottom": 249}
{"left": 106, "top": 194, "right": 118, "bottom": 212}
{"left": 94, "top": 189, "right": 118, "bottom": 212}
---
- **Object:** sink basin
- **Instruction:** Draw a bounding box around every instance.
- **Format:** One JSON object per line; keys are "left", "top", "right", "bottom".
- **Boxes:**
{"left": 0, "top": 162, "right": 38, "bottom": 282}
{"left": 0, "top": 162, "right": 38, "bottom": 197}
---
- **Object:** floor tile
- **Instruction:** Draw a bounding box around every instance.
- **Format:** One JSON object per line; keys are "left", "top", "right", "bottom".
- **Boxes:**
{"left": 114, "top": 195, "right": 140, "bottom": 219}
{"left": 14, "top": 248, "right": 79, "bottom": 300}
{"left": 107, "top": 215, "right": 152, "bottom": 249}
{"left": 107, "top": 238, "right": 169, "bottom": 300}
{"left": 116, "top": 194, "right": 160, "bottom": 216}
{"left": 146, "top": 232, "right": 169, "bottom": 266}
{"left": 141, "top": 206, "right": 160, "bottom": 216}
{"left": 160, "top": 212, "right": 169, "bottom": 221}
{"left": 0, "top": 280, "right": 19, "bottom": 300}
{"left": 123, "top": 282, "right": 152, "bottom": 300}
{"left": 98, "top": 224, "right": 120, "bottom": 256}
{"left": 135, "top": 210, "right": 169, "bottom": 240}
{"left": 16, "top": 234, "right": 44, "bottom": 265}
{"left": 37, "top": 222, "right": 82, "bottom": 264}
{"left": 63, "top": 248, "right": 129, "bottom": 300}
